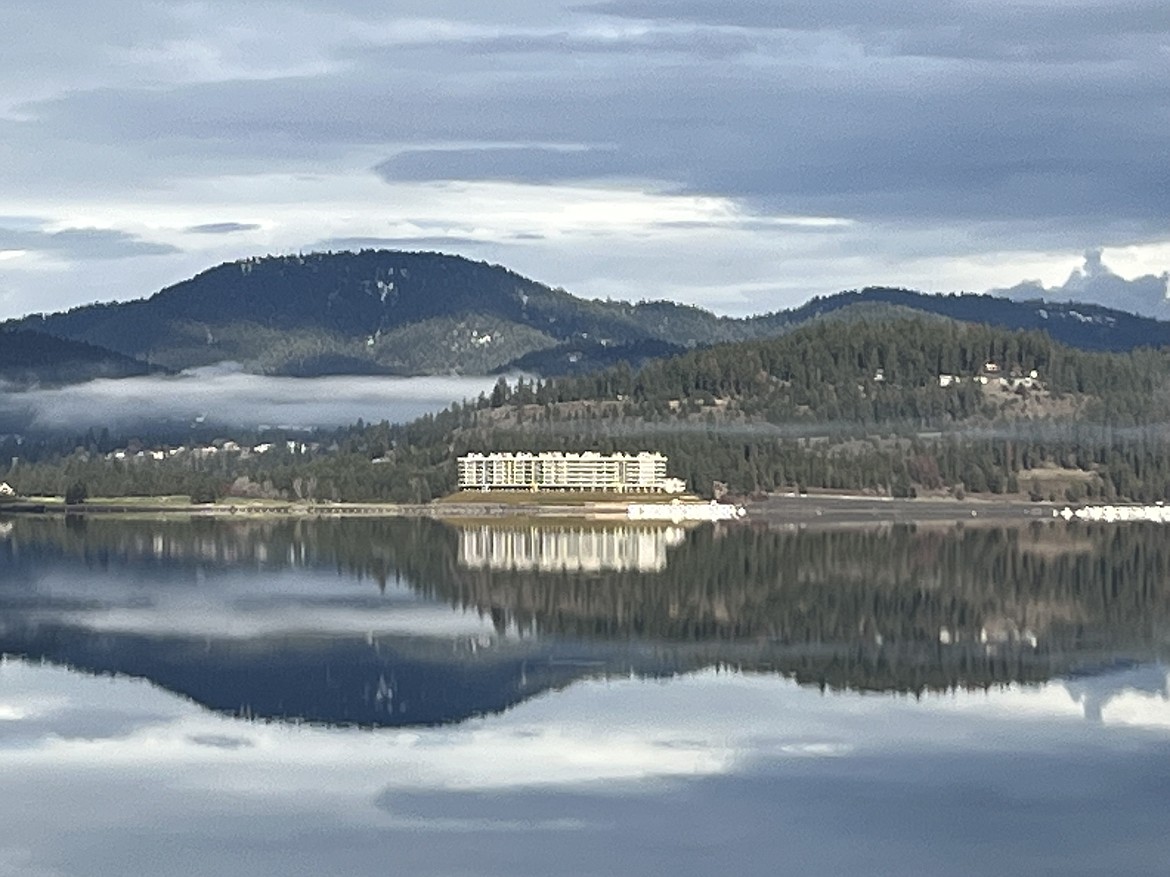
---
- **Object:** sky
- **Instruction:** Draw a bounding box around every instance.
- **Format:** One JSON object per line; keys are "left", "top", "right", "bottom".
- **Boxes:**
{"left": 1, "top": 0, "right": 1168, "bottom": 320}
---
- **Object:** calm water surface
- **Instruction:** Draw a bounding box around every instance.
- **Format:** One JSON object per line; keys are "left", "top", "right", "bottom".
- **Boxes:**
{"left": 1, "top": 517, "right": 1168, "bottom": 876}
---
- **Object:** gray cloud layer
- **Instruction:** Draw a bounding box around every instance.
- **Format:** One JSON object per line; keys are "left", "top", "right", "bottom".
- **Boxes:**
{"left": 0, "top": 225, "right": 178, "bottom": 260}
{"left": 184, "top": 222, "right": 261, "bottom": 235}
{"left": 375, "top": 147, "right": 624, "bottom": 185}
{"left": 311, "top": 235, "right": 505, "bottom": 252}
{"left": 5, "top": 0, "right": 1164, "bottom": 229}
{"left": 0, "top": 0, "right": 1166, "bottom": 317}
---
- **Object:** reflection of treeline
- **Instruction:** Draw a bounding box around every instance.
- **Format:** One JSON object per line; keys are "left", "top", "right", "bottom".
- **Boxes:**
{"left": 10, "top": 318, "right": 1170, "bottom": 502}
{"left": 426, "top": 525, "right": 1170, "bottom": 649}
{"left": 0, "top": 516, "right": 460, "bottom": 590}
{"left": 423, "top": 522, "right": 1170, "bottom": 693}
{"left": 10, "top": 517, "right": 1170, "bottom": 668}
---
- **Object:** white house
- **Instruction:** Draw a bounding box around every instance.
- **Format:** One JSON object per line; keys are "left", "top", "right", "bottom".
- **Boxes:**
{"left": 0, "top": 482, "right": 15, "bottom": 497}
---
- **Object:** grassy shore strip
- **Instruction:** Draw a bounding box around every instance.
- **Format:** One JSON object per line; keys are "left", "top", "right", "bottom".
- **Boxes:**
{"left": 0, "top": 491, "right": 710, "bottom": 520}
{"left": 750, "top": 494, "right": 1058, "bottom": 525}
{"left": 1, "top": 492, "right": 1067, "bottom": 524}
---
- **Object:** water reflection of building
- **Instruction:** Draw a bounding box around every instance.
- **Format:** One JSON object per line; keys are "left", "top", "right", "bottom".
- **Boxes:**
{"left": 458, "top": 525, "right": 687, "bottom": 573}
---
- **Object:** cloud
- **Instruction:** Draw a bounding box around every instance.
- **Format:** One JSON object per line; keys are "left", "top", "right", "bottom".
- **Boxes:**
{"left": 375, "top": 146, "right": 624, "bottom": 185}
{"left": 422, "top": 27, "right": 761, "bottom": 60}
{"left": 184, "top": 222, "right": 261, "bottom": 235}
{"left": 0, "top": 0, "right": 1167, "bottom": 318}
{"left": 9, "top": 1, "right": 1166, "bottom": 232}
{"left": 585, "top": 0, "right": 1170, "bottom": 56}
{"left": 994, "top": 249, "right": 1170, "bottom": 318}
{"left": 0, "top": 226, "right": 179, "bottom": 260}
{"left": 310, "top": 235, "right": 500, "bottom": 252}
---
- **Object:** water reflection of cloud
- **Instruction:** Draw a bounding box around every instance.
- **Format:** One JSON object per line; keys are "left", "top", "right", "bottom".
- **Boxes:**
{"left": 932, "top": 664, "right": 1170, "bottom": 728}
{"left": 1065, "top": 663, "right": 1170, "bottom": 724}
{"left": 1102, "top": 694, "right": 1170, "bottom": 729}
{"left": 374, "top": 785, "right": 626, "bottom": 833}
{"left": 0, "top": 847, "right": 64, "bottom": 877}
{"left": 22, "top": 567, "right": 506, "bottom": 640}
{"left": 3, "top": 664, "right": 1170, "bottom": 875}
{"left": 61, "top": 603, "right": 503, "bottom": 640}
{"left": 0, "top": 659, "right": 178, "bottom": 748}
{"left": 186, "top": 734, "right": 255, "bottom": 750}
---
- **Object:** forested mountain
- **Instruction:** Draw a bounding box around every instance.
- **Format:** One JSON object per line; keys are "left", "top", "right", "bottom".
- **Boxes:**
{"left": 4, "top": 251, "right": 760, "bottom": 376}
{"left": 0, "top": 329, "right": 158, "bottom": 386}
{"left": 788, "top": 288, "right": 1170, "bottom": 352}
{"left": 9, "top": 316, "right": 1170, "bottom": 504}
{"left": 6, "top": 250, "right": 1170, "bottom": 378}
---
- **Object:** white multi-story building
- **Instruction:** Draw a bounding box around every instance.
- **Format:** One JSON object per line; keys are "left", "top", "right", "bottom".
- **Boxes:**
{"left": 457, "top": 451, "right": 685, "bottom": 493}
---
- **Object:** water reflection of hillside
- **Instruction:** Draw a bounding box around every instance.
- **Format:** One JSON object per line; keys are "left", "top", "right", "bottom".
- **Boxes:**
{"left": 2, "top": 516, "right": 1170, "bottom": 725}
{"left": 457, "top": 524, "right": 687, "bottom": 573}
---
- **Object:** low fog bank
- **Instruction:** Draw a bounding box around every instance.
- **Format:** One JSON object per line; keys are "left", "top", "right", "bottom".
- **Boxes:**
{"left": 0, "top": 366, "right": 500, "bottom": 433}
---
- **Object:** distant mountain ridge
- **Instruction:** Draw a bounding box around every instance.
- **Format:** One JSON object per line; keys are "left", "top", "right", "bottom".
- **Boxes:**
{"left": 789, "top": 288, "right": 1170, "bottom": 353}
{"left": 5, "top": 250, "right": 1170, "bottom": 378}
{"left": 5, "top": 251, "right": 767, "bottom": 376}
{"left": 0, "top": 329, "right": 159, "bottom": 387}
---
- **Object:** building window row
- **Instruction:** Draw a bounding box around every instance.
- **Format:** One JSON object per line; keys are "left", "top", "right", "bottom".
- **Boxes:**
{"left": 457, "top": 452, "right": 685, "bottom": 493}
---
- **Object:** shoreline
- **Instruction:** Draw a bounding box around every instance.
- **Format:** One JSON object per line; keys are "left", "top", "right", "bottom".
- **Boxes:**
{"left": 746, "top": 494, "right": 1059, "bottom": 525}
{"left": 0, "top": 496, "right": 706, "bottom": 522}
{"left": 1, "top": 492, "right": 1070, "bottom": 524}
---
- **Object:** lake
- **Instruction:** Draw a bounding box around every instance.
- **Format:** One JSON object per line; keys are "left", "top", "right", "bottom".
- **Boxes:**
{"left": 1, "top": 516, "right": 1168, "bottom": 876}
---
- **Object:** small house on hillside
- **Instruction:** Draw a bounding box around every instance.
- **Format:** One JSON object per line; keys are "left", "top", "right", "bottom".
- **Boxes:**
{"left": 0, "top": 482, "right": 15, "bottom": 497}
